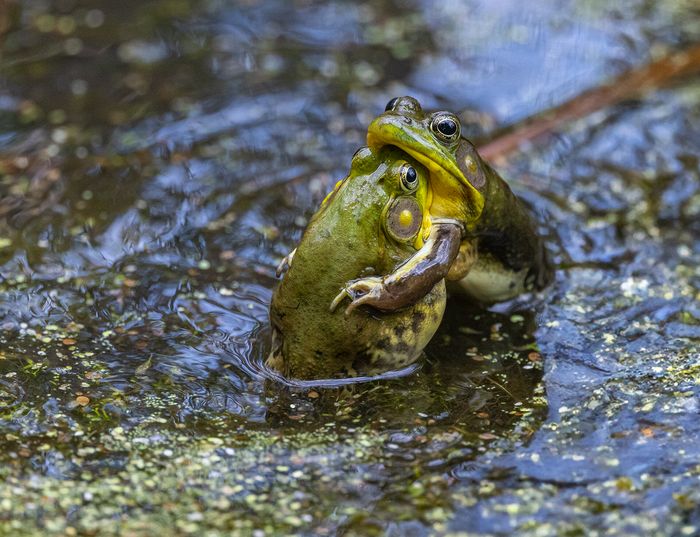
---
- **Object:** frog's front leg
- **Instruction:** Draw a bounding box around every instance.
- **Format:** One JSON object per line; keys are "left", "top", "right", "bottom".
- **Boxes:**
{"left": 275, "top": 248, "right": 297, "bottom": 277}
{"left": 330, "top": 221, "right": 463, "bottom": 315}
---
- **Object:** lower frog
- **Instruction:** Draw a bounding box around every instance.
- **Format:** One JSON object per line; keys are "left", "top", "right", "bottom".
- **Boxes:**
{"left": 267, "top": 146, "right": 470, "bottom": 380}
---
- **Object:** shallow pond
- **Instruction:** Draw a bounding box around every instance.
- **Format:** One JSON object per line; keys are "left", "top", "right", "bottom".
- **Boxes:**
{"left": 1, "top": 0, "right": 699, "bottom": 535}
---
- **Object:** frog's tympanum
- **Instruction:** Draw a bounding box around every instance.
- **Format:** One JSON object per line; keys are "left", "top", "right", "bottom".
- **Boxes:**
{"left": 267, "top": 147, "right": 465, "bottom": 380}
{"left": 364, "top": 96, "right": 554, "bottom": 303}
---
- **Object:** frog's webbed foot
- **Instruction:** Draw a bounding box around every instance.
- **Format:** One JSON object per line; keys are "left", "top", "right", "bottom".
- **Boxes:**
{"left": 330, "top": 276, "right": 386, "bottom": 316}
{"left": 275, "top": 248, "right": 297, "bottom": 277}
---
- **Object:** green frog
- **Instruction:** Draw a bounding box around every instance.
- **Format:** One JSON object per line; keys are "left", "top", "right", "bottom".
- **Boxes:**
{"left": 335, "top": 95, "right": 554, "bottom": 308}
{"left": 267, "top": 146, "right": 468, "bottom": 380}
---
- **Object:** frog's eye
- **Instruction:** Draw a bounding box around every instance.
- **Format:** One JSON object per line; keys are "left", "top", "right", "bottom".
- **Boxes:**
{"left": 430, "top": 113, "right": 461, "bottom": 143}
{"left": 384, "top": 97, "right": 399, "bottom": 111}
{"left": 399, "top": 164, "right": 419, "bottom": 192}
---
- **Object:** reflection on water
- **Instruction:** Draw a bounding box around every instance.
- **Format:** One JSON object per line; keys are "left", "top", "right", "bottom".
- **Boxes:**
{"left": 1, "top": 0, "right": 699, "bottom": 534}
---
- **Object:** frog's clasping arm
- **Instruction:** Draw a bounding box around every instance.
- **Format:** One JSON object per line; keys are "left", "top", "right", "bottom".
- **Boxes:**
{"left": 330, "top": 220, "right": 464, "bottom": 315}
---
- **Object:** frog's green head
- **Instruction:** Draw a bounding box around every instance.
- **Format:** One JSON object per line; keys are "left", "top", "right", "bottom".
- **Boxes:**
{"left": 367, "top": 96, "right": 487, "bottom": 228}
{"left": 318, "top": 145, "right": 432, "bottom": 249}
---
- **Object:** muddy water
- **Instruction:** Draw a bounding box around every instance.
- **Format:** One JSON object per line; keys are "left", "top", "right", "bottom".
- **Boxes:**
{"left": 1, "top": 0, "right": 699, "bottom": 535}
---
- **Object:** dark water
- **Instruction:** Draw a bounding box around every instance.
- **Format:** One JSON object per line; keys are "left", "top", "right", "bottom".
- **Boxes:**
{"left": 1, "top": 0, "right": 699, "bottom": 535}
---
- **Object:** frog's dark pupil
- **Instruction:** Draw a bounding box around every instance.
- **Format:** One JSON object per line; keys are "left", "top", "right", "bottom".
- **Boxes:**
{"left": 405, "top": 166, "right": 417, "bottom": 184}
{"left": 437, "top": 118, "right": 457, "bottom": 137}
{"left": 385, "top": 97, "right": 399, "bottom": 111}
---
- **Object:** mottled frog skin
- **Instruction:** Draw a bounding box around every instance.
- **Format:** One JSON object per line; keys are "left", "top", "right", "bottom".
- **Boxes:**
{"left": 366, "top": 96, "right": 553, "bottom": 303}
{"left": 267, "top": 147, "right": 458, "bottom": 380}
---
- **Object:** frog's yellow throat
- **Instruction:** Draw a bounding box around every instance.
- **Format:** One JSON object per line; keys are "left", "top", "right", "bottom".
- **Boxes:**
{"left": 386, "top": 142, "right": 483, "bottom": 228}
{"left": 367, "top": 129, "right": 485, "bottom": 229}
{"left": 416, "top": 186, "right": 432, "bottom": 249}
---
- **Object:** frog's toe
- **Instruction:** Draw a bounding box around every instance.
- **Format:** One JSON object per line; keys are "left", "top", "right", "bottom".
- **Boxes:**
{"left": 330, "top": 288, "right": 351, "bottom": 313}
{"left": 344, "top": 289, "right": 381, "bottom": 316}
{"left": 275, "top": 248, "right": 296, "bottom": 277}
{"left": 330, "top": 277, "right": 385, "bottom": 315}
{"left": 342, "top": 278, "right": 386, "bottom": 315}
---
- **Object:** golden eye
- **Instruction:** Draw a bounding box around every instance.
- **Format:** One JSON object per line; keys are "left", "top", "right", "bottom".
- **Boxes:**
{"left": 399, "top": 164, "right": 419, "bottom": 192}
{"left": 430, "top": 113, "right": 461, "bottom": 143}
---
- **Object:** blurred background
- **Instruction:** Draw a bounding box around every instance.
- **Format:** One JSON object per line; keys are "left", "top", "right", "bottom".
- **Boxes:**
{"left": 1, "top": 1, "right": 699, "bottom": 535}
